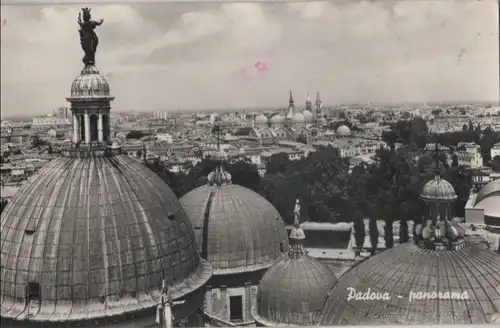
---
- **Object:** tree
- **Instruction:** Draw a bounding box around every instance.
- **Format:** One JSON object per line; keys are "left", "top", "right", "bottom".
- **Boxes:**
{"left": 384, "top": 219, "right": 394, "bottom": 249}
{"left": 369, "top": 217, "right": 379, "bottom": 255}
{"left": 266, "top": 153, "right": 289, "bottom": 174}
{"left": 126, "top": 130, "right": 149, "bottom": 139}
{"left": 353, "top": 214, "right": 365, "bottom": 251}
{"left": 399, "top": 219, "right": 409, "bottom": 243}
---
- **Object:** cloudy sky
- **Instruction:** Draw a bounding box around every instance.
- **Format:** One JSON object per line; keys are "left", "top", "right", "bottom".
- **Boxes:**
{"left": 1, "top": 0, "right": 498, "bottom": 115}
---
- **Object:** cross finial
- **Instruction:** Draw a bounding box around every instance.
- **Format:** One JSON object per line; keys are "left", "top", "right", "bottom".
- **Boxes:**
{"left": 434, "top": 135, "right": 440, "bottom": 175}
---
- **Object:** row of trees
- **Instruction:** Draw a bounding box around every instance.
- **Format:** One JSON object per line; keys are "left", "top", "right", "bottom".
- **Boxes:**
{"left": 147, "top": 119, "right": 474, "bottom": 254}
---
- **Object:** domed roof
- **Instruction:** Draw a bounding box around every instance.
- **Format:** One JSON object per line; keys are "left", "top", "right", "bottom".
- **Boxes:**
{"left": 255, "top": 114, "right": 268, "bottom": 125}
{"left": 319, "top": 243, "right": 500, "bottom": 325}
{"left": 473, "top": 179, "right": 500, "bottom": 220}
{"left": 179, "top": 166, "right": 289, "bottom": 275}
{"left": 336, "top": 124, "right": 351, "bottom": 136}
{"left": 69, "top": 64, "right": 111, "bottom": 98}
{"left": 0, "top": 155, "right": 212, "bottom": 322}
{"left": 420, "top": 175, "right": 457, "bottom": 203}
{"left": 254, "top": 199, "right": 337, "bottom": 326}
{"left": 269, "top": 113, "right": 285, "bottom": 125}
{"left": 302, "top": 110, "right": 313, "bottom": 123}
{"left": 292, "top": 112, "right": 305, "bottom": 124}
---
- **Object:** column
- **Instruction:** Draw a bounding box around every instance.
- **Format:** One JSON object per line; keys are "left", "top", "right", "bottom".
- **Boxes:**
{"left": 98, "top": 113, "right": 104, "bottom": 143}
{"left": 72, "top": 113, "right": 79, "bottom": 143}
{"left": 84, "top": 112, "right": 91, "bottom": 144}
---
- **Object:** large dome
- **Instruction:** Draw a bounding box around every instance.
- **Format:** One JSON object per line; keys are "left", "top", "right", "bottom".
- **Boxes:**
{"left": 0, "top": 154, "right": 212, "bottom": 322}
{"left": 179, "top": 170, "right": 289, "bottom": 275}
{"left": 269, "top": 113, "right": 285, "bottom": 125}
{"left": 420, "top": 175, "right": 457, "bottom": 203}
{"left": 254, "top": 207, "right": 337, "bottom": 326}
{"left": 320, "top": 243, "right": 500, "bottom": 325}
{"left": 336, "top": 124, "right": 351, "bottom": 136}
{"left": 302, "top": 110, "right": 313, "bottom": 123}
{"left": 255, "top": 114, "right": 268, "bottom": 126}
{"left": 291, "top": 112, "right": 305, "bottom": 124}
{"left": 70, "top": 64, "right": 111, "bottom": 98}
{"left": 472, "top": 179, "right": 500, "bottom": 224}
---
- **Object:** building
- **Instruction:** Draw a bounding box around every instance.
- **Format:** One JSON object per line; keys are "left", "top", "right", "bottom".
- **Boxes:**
{"left": 0, "top": 16, "right": 212, "bottom": 328}
{"left": 465, "top": 179, "right": 500, "bottom": 227}
{"left": 320, "top": 173, "right": 500, "bottom": 325}
{"left": 154, "top": 111, "right": 168, "bottom": 120}
{"left": 252, "top": 199, "right": 338, "bottom": 326}
{"left": 456, "top": 150, "right": 483, "bottom": 168}
{"left": 32, "top": 116, "right": 71, "bottom": 130}
{"left": 179, "top": 150, "right": 289, "bottom": 326}
{"left": 491, "top": 142, "right": 500, "bottom": 159}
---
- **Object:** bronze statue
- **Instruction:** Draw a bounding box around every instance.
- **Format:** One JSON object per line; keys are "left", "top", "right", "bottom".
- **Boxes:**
{"left": 77, "top": 8, "right": 103, "bottom": 65}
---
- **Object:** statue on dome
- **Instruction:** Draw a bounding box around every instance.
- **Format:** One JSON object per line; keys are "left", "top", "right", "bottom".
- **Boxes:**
{"left": 156, "top": 280, "right": 185, "bottom": 328}
{"left": 77, "top": 7, "right": 103, "bottom": 65}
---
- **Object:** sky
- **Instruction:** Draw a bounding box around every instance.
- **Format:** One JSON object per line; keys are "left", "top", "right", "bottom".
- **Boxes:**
{"left": 0, "top": 0, "right": 499, "bottom": 116}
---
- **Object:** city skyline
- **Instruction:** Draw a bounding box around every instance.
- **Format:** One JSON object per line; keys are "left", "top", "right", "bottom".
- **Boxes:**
{"left": 1, "top": 0, "right": 499, "bottom": 116}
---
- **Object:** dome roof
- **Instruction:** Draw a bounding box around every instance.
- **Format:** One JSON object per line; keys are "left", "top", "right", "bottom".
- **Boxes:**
{"left": 475, "top": 178, "right": 500, "bottom": 204}
{"left": 302, "top": 110, "right": 313, "bottom": 123}
{"left": 336, "top": 124, "right": 351, "bottom": 136}
{"left": 179, "top": 176, "right": 289, "bottom": 275}
{"left": 269, "top": 113, "right": 285, "bottom": 125}
{"left": 255, "top": 255, "right": 337, "bottom": 326}
{"left": 420, "top": 175, "right": 457, "bottom": 203}
{"left": 254, "top": 200, "right": 337, "bottom": 326}
{"left": 291, "top": 112, "right": 305, "bottom": 124}
{"left": 69, "top": 64, "right": 111, "bottom": 98}
{"left": 0, "top": 155, "right": 212, "bottom": 322}
{"left": 320, "top": 243, "right": 500, "bottom": 325}
{"left": 255, "top": 114, "right": 268, "bottom": 125}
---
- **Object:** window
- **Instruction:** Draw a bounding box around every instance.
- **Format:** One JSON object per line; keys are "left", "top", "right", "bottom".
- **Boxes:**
{"left": 26, "top": 282, "right": 41, "bottom": 302}
{"left": 25, "top": 221, "right": 36, "bottom": 235}
{"left": 280, "top": 242, "right": 285, "bottom": 253}
{"left": 168, "top": 214, "right": 175, "bottom": 221}
{"left": 229, "top": 295, "right": 243, "bottom": 322}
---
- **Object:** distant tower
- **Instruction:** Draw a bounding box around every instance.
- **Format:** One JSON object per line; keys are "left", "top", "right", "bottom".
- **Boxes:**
{"left": 315, "top": 90, "right": 323, "bottom": 122}
{"left": 66, "top": 65, "right": 114, "bottom": 145}
{"left": 305, "top": 92, "right": 313, "bottom": 112}
{"left": 285, "top": 90, "right": 295, "bottom": 125}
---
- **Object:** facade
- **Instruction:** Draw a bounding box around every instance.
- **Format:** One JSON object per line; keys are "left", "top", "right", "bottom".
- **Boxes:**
{"left": 0, "top": 19, "right": 212, "bottom": 328}
{"left": 456, "top": 150, "right": 483, "bottom": 168}
{"left": 253, "top": 199, "right": 338, "bottom": 326}
{"left": 31, "top": 116, "right": 71, "bottom": 130}
{"left": 179, "top": 151, "right": 289, "bottom": 326}
{"left": 319, "top": 173, "right": 500, "bottom": 325}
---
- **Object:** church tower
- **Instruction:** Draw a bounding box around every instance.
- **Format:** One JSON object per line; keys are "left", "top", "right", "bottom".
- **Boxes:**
{"left": 315, "top": 90, "right": 323, "bottom": 123}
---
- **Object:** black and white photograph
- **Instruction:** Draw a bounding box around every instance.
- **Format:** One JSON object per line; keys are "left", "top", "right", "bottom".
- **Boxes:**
{"left": 1, "top": 0, "right": 500, "bottom": 327}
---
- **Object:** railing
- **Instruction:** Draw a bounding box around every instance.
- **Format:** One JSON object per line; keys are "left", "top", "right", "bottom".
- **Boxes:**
{"left": 203, "top": 312, "right": 236, "bottom": 327}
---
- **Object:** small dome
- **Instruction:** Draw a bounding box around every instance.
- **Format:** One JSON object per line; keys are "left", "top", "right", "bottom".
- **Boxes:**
{"left": 320, "top": 243, "right": 500, "bottom": 325}
{"left": 420, "top": 175, "right": 457, "bottom": 202}
{"left": 70, "top": 65, "right": 111, "bottom": 98}
{"left": 336, "top": 124, "right": 351, "bottom": 136}
{"left": 180, "top": 180, "right": 289, "bottom": 275}
{"left": 255, "top": 256, "right": 337, "bottom": 326}
{"left": 1, "top": 155, "right": 211, "bottom": 322}
{"left": 269, "top": 113, "right": 285, "bottom": 125}
{"left": 255, "top": 114, "right": 268, "bottom": 125}
{"left": 292, "top": 112, "right": 305, "bottom": 124}
{"left": 254, "top": 199, "right": 337, "bottom": 326}
{"left": 302, "top": 110, "right": 313, "bottom": 123}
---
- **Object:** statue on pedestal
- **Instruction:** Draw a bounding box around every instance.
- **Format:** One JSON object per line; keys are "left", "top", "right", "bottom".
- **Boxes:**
{"left": 77, "top": 7, "right": 103, "bottom": 65}
{"left": 156, "top": 280, "right": 186, "bottom": 328}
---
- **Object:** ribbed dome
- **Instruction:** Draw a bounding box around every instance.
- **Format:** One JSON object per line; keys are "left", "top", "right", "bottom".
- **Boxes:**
{"left": 70, "top": 64, "right": 111, "bottom": 98}
{"left": 255, "top": 114, "right": 268, "bottom": 125}
{"left": 179, "top": 182, "right": 289, "bottom": 275}
{"left": 320, "top": 243, "right": 500, "bottom": 325}
{"left": 269, "top": 113, "right": 285, "bottom": 125}
{"left": 420, "top": 175, "right": 457, "bottom": 203}
{"left": 302, "top": 110, "right": 313, "bottom": 123}
{"left": 255, "top": 256, "right": 337, "bottom": 326}
{"left": 0, "top": 155, "right": 212, "bottom": 322}
{"left": 336, "top": 125, "right": 351, "bottom": 136}
{"left": 292, "top": 112, "right": 305, "bottom": 124}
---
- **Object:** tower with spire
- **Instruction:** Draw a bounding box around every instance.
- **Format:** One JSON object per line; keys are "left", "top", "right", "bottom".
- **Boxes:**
{"left": 315, "top": 90, "right": 323, "bottom": 123}
{"left": 285, "top": 90, "right": 295, "bottom": 125}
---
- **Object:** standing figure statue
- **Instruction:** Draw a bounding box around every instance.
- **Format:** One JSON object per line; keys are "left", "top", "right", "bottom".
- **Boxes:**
{"left": 156, "top": 280, "right": 186, "bottom": 328}
{"left": 77, "top": 7, "right": 103, "bottom": 65}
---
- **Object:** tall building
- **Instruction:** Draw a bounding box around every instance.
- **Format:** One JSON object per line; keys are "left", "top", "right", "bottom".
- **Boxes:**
{"left": 1, "top": 8, "right": 211, "bottom": 328}
{"left": 154, "top": 111, "right": 168, "bottom": 120}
